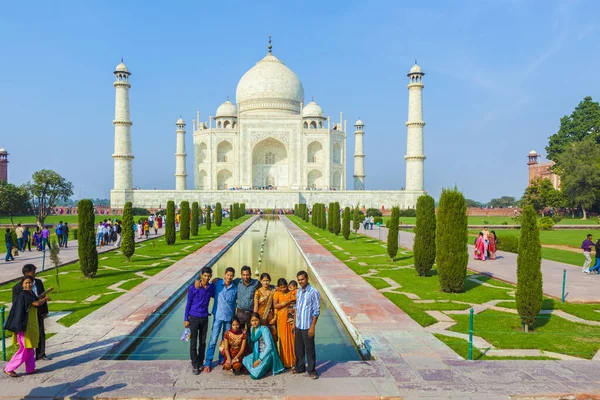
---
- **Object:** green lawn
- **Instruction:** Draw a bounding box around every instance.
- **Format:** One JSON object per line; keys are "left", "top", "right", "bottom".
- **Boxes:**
{"left": 0, "top": 214, "right": 147, "bottom": 226}
{"left": 0, "top": 217, "right": 247, "bottom": 360}
{"left": 482, "top": 229, "right": 599, "bottom": 248}
{"left": 289, "top": 215, "right": 600, "bottom": 360}
{"left": 382, "top": 215, "right": 600, "bottom": 227}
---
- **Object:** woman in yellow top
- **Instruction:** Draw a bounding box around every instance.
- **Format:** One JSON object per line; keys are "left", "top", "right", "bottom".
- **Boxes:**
{"left": 273, "top": 278, "right": 296, "bottom": 368}
{"left": 3, "top": 276, "right": 49, "bottom": 377}
{"left": 254, "top": 273, "right": 277, "bottom": 341}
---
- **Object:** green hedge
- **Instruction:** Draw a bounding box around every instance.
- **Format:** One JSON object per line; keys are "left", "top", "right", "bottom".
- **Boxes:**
{"left": 77, "top": 199, "right": 98, "bottom": 277}
{"left": 496, "top": 235, "right": 519, "bottom": 253}
{"left": 122, "top": 201, "right": 135, "bottom": 261}
{"left": 180, "top": 201, "right": 190, "bottom": 240}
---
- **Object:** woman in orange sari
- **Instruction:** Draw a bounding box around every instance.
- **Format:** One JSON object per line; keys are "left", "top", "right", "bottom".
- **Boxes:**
{"left": 273, "top": 278, "right": 296, "bottom": 368}
{"left": 254, "top": 273, "right": 277, "bottom": 341}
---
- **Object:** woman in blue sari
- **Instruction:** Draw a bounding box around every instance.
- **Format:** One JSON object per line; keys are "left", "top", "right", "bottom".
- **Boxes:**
{"left": 242, "top": 312, "right": 284, "bottom": 379}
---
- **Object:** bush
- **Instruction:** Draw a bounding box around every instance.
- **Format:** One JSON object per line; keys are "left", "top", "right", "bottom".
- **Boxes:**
{"left": 399, "top": 209, "right": 417, "bottom": 217}
{"left": 539, "top": 216, "right": 555, "bottom": 230}
{"left": 320, "top": 204, "right": 327, "bottom": 230}
{"left": 436, "top": 187, "right": 468, "bottom": 293}
{"left": 166, "top": 201, "right": 176, "bottom": 245}
{"left": 496, "top": 235, "right": 519, "bottom": 253}
{"left": 191, "top": 202, "right": 199, "bottom": 236}
{"left": 122, "top": 201, "right": 135, "bottom": 261}
{"left": 414, "top": 195, "right": 436, "bottom": 276}
{"left": 215, "top": 203, "right": 223, "bottom": 227}
{"left": 342, "top": 206, "right": 351, "bottom": 240}
{"left": 77, "top": 199, "right": 98, "bottom": 277}
{"left": 501, "top": 221, "right": 508, "bottom": 225}
{"left": 352, "top": 205, "right": 361, "bottom": 234}
{"left": 387, "top": 206, "right": 400, "bottom": 261}
{"left": 233, "top": 203, "right": 240, "bottom": 219}
{"left": 240, "top": 203, "right": 246, "bottom": 216}
{"left": 366, "top": 208, "right": 382, "bottom": 217}
{"left": 132, "top": 207, "right": 150, "bottom": 216}
{"left": 180, "top": 201, "right": 190, "bottom": 240}
{"left": 229, "top": 204, "right": 234, "bottom": 222}
{"left": 373, "top": 216, "right": 383, "bottom": 225}
{"left": 551, "top": 215, "right": 562, "bottom": 224}
{"left": 73, "top": 228, "right": 78, "bottom": 240}
{"left": 328, "top": 202, "right": 335, "bottom": 233}
{"left": 333, "top": 202, "right": 341, "bottom": 236}
{"left": 516, "top": 205, "right": 542, "bottom": 331}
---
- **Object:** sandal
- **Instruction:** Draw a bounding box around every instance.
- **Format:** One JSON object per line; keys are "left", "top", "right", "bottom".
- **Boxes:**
{"left": 309, "top": 372, "right": 319, "bottom": 380}
{"left": 3, "top": 369, "right": 18, "bottom": 378}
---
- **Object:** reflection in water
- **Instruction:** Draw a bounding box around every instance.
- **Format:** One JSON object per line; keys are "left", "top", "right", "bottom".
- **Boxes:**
{"left": 120, "top": 217, "right": 361, "bottom": 362}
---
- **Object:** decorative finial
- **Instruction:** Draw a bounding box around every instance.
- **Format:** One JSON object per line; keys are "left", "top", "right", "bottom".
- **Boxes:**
{"left": 121, "top": 57, "right": 124, "bottom": 63}
{"left": 268, "top": 34, "right": 272, "bottom": 53}
{"left": 311, "top": 96, "right": 314, "bottom": 102}
{"left": 414, "top": 59, "right": 417, "bottom": 65}
{"left": 226, "top": 96, "right": 229, "bottom": 101}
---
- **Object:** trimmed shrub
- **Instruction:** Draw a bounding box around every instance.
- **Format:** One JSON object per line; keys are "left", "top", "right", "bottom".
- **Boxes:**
{"left": 229, "top": 204, "right": 234, "bottom": 221}
{"left": 496, "top": 235, "right": 519, "bottom": 253}
{"left": 373, "top": 216, "right": 383, "bottom": 225}
{"left": 328, "top": 202, "right": 334, "bottom": 233}
{"left": 191, "top": 202, "right": 199, "bottom": 236}
{"left": 538, "top": 216, "right": 555, "bottom": 231}
{"left": 399, "top": 209, "right": 417, "bottom": 217}
{"left": 414, "top": 195, "right": 436, "bottom": 276}
{"left": 215, "top": 203, "right": 223, "bottom": 227}
{"left": 240, "top": 203, "right": 246, "bottom": 216}
{"left": 436, "top": 187, "right": 468, "bottom": 293}
{"left": 122, "top": 201, "right": 135, "bottom": 261}
{"left": 352, "top": 205, "right": 361, "bottom": 234}
{"left": 551, "top": 215, "right": 562, "bottom": 224}
{"left": 206, "top": 204, "right": 212, "bottom": 230}
{"left": 321, "top": 203, "right": 327, "bottom": 230}
{"left": 132, "top": 207, "right": 150, "bottom": 216}
{"left": 387, "top": 206, "right": 400, "bottom": 261}
{"left": 366, "top": 208, "right": 382, "bottom": 217}
{"left": 342, "top": 206, "right": 351, "bottom": 239}
{"left": 516, "top": 205, "right": 543, "bottom": 332}
{"left": 73, "top": 228, "right": 78, "bottom": 240}
{"left": 333, "top": 202, "right": 341, "bottom": 236}
{"left": 180, "top": 201, "right": 190, "bottom": 240}
{"left": 77, "top": 199, "right": 98, "bottom": 277}
{"left": 233, "top": 203, "right": 240, "bottom": 219}
{"left": 166, "top": 201, "right": 176, "bottom": 245}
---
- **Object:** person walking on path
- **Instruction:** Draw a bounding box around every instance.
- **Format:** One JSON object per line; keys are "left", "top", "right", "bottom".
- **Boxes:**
{"left": 15, "top": 224, "right": 24, "bottom": 252}
{"left": 582, "top": 234, "right": 594, "bottom": 274}
{"left": 204, "top": 267, "right": 237, "bottom": 373}
{"left": 62, "top": 223, "right": 69, "bottom": 248}
{"left": 22, "top": 227, "right": 31, "bottom": 252}
{"left": 293, "top": 270, "right": 320, "bottom": 380}
{"left": 3, "top": 276, "right": 49, "bottom": 377}
{"left": 5, "top": 228, "right": 15, "bottom": 262}
{"left": 41, "top": 226, "right": 51, "bottom": 251}
{"left": 184, "top": 267, "right": 214, "bottom": 375}
{"left": 114, "top": 221, "right": 122, "bottom": 247}
{"left": 96, "top": 222, "right": 104, "bottom": 247}
{"left": 589, "top": 239, "right": 600, "bottom": 274}
{"left": 12, "top": 264, "right": 51, "bottom": 361}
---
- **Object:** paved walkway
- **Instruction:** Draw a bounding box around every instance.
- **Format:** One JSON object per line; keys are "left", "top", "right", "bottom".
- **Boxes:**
{"left": 358, "top": 225, "right": 598, "bottom": 303}
{"left": 0, "top": 229, "right": 165, "bottom": 285}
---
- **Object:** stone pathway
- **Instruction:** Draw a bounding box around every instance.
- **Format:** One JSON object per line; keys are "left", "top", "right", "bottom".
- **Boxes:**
{"left": 0, "top": 229, "right": 165, "bottom": 285}
{"left": 358, "top": 226, "right": 599, "bottom": 303}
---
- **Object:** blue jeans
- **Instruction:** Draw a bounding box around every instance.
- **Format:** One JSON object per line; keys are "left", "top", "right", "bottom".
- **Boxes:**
{"left": 204, "top": 319, "right": 230, "bottom": 367}
{"left": 590, "top": 257, "right": 600, "bottom": 273}
{"left": 96, "top": 232, "right": 103, "bottom": 246}
{"left": 5, "top": 243, "right": 14, "bottom": 261}
{"left": 17, "top": 238, "right": 24, "bottom": 252}
{"left": 41, "top": 238, "right": 50, "bottom": 251}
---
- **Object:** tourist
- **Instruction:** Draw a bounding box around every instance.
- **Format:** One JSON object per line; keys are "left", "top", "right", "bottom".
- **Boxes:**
{"left": 4, "top": 228, "right": 14, "bottom": 262}
{"left": 474, "top": 232, "right": 486, "bottom": 261}
{"left": 15, "top": 224, "right": 24, "bottom": 252}
{"left": 3, "top": 276, "right": 49, "bottom": 377}
{"left": 33, "top": 227, "right": 41, "bottom": 251}
{"left": 137, "top": 221, "right": 143, "bottom": 239}
{"left": 363, "top": 216, "right": 369, "bottom": 230}
{"left": 143, "top": 220, "right": 150, "bottom": 239}
{"left": 114, "top": 221, "right": 122, "bottom": 247}
{"left": 55, "top": 221, "right": 63, "bottom": 247}
{"left": 582, "top": 234, "right": 594, "bottom": 274}
{"left": 483, "top": 227, "right": 490, "bottom": 259}
{"left": 254, "top": 273, "right": 277, "bottom": 340}
{"left": 184, "top": 266, "right": 214, "bottom": 375}
{"left": 96, "top": 222, "right": 104, "bottom": 246}
{"left": 242, "top": 312, "right": 284, "bottom": 379}
{"left": 589, "top": 239, "right": 600, "bottom": 274}
{"left": 62, "top": 223, "right": 69, "bottom": 248}
{"left": 220, "top": 317, "right": 247, "bottom": 375}
{"left": 157, "top": 216, "right": 163, "bottom": 230}
{"left": 153, "top": 220, "right": 158, "bottom": 235}
{"left": 204, "top": 267, "right": 237, "bottom": 373}
{"left": 41, "top": 227, "right": 50, "bottom": 251}
{"left": 293, "top": 270, "right": 320, "bottom": 379}
{"left": 287, "top": 280, "right": 298, "bottom": 324}
{"left": 22, "top": 226, "right": 31, "bottom": 252}
{"left": 273, "top": 278, "right": 296, "bottom": 368}
{"left": 230, "top": 265, "right": 258, "bottom": 332}
{"left": 12, "top": 264, "right": 50, "bottom": 361}
{"left": 488, "top": 230, "right": 497, "bottom": 260}
{"left": 369, "top": 216, "right": 374, "bottom": 230}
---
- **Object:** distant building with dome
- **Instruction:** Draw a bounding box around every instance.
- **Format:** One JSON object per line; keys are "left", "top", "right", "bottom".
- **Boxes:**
{"left": 110, "top": 40, "right": 427, "bottom": 210}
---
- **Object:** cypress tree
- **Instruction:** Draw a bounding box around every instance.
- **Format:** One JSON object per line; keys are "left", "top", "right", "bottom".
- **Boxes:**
{"left": 436, "top": 187, "right": 468, "bottom": 293}
{"left": 206, "top": 204, "right": 212, "bottom": 230}
{"left": 327, "top": 202, "right": 334, "bottom": 232}
{"left": 342, "top": 206, "right": 351, "bottom": 239}
{"left": 241, "top": 203, "right": 246, "bottom": 217}
{"left": 516, "top": 205, "right": 543, "bottom": 332}
{"left": 333, "top": 202, "right": 341, "bottom": 235}
{"left": 77, "top": 199, "right": 98, "bottom": 277}
{"left": 233, "top": 203, "right": 240, "bottom": 219}
{"left": 352, "top": 205, "right": 361, "bottom": 235}
{"left": 304, "top": 204, "right": 309, "bottom": 222}
{"left": 320, "top": 204, "right": 326, "bottom": 230}
{"left": 122, "top": 201, "right": 135, "bottom": 262}
{"left": 387, "top": 206, "right": 400, "bottom": 261}
{"left": 166, "top": 201, "right": 176, "bottom": 245}
{"left": 316, "top": 204, "right": 321, "bottom": 227}
{"left": 215, "top": 202, "right": 223, "bottom": 226}
{"left": 311, "top": 205, "right": 316, "bottom": 226}
{"left": 191, "top": 202, "right": 199, "bottom": 236}
{"left": 414, "top": 195, "right": 436, "bottom": 276}
{"left": 180, "top": 201, "right": 190, "bottom": 240}
{"left": 229, "top": 204, "right": 234, "bottom": 221}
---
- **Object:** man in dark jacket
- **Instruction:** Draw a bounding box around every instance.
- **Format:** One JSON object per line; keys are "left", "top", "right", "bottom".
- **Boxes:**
{"left": 5, "top": 228, "right": 14, "bottom": 262}
{"left": 12, "top": 264, "right": 51, "bottom": 361}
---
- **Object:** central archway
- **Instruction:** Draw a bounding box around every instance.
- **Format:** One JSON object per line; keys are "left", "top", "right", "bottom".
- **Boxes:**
{"left": 217, "top": 169, "right": 233, "bottom": 190}
{"left": 252, "top": 138, "right": 288, "bottom": 189}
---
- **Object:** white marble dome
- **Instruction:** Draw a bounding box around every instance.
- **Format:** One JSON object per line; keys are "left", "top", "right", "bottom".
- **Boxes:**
{"left": 236, "top": 53, "right": 304, "bottom": 109}
{"left": 303, "top": 100, "right": 324, "bottom": 118}
{"left": 409, "top": 64, "right": 422, "bottom": 74}
{"left": 176, "top": 117, "right": 185, "bottom": 125}
{"left": 216, "top": 99, "right": 238, "bottom": 118}
{"left": 0, "top": 147, "right": 6, "bottom": 153}
{"left": 355, "top": 119, "right": 364, "bottom": 126}
{"left": 529, "top": 149, "right": 537, "bottom": 155}
{"left": 115, "top": 61, "right": 129, "bottom": 73}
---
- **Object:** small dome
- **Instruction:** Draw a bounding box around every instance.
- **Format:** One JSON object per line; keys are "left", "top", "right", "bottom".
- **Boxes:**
{"left": 0, "top": 147, "right": 6, "bottom": 153}
{"left": 176, "top": 117, "right": 185, "bottom": 125}
{"left": 409, "top": 63, "right": 422, "bottom": 74}
{"left": 115, "top": 61, "right": 129, "bottom": 73}
{"left": 355, "top": 119, "right": 364, "bottom": 126}
{"left": 216, "top": 99, "right": 238, "bottom": 118}
{"left": 303, "top": 101, "right": 324, "bottom": 118}
{"left": 529, "top": 149, "right": 537, "bottom": 155}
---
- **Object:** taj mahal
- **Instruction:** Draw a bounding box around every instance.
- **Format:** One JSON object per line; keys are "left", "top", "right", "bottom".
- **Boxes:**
{"left": 110, "top": 40, "right": 426, "bottom": 210}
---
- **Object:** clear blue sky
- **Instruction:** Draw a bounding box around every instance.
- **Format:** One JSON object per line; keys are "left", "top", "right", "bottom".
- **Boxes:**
{"left": 1, "top": 0, "right": 598, "bottom": 202}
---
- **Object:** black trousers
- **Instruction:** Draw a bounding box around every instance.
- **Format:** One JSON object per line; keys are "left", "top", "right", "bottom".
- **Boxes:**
{"left": 189, "top": 316, "right": 209, "bottom": 368}
{"left": 36, "top": 314, "right": 46, "bottom": 360}
{"left": 294, "top": 328, "right": 316, "bottom": 373}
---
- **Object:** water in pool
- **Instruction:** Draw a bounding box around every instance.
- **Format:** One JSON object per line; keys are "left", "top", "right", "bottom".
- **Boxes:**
{"left": 115, "top": 216, "right": 361, "bottom": 362}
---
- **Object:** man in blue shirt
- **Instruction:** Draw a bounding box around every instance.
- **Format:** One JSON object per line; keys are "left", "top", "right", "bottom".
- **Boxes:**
{"left": 184, "top": 266, "right": 215, "bottom": 375}
{"left": 204, "top": 266, "right": 237, "bottom": 373}
{"left": 294, "top": 270, "right": 320, "bottom": 380}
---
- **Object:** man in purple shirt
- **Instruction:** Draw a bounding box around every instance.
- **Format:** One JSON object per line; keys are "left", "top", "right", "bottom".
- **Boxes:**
{"left": 582, "top": 234, "right": 594, "bottom": 274}
{"left": 184, "top": 266, "right": 215, "bottom": 375}
{"left": 41, "top": 226, "right": 51, "bottom": 251}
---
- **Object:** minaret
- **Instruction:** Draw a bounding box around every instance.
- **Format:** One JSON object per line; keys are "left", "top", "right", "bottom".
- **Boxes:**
{"left": 405, "top": 62, "right": 426, "bottom": 192}
{"left": 175, "top": 117, "right": 187, "bottom": 190}
{"left": 0, "top": 147, "right": 8, "bottom": 183}
{"left": 112, "top": 59, "right": 134, "bottom": 191}
{"left": 353, "top": 119, "right": 365, "bottom": 190}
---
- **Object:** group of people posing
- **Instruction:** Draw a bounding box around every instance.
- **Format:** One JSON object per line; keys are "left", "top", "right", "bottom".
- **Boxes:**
{"left": 581, "top": 234, "right": 600, "bottom": 274}
{"left": 184, "top": 266, "right": 320, "bottom": 380}
{"left": 473, "top": 227, "right": 497, "bottom": 261}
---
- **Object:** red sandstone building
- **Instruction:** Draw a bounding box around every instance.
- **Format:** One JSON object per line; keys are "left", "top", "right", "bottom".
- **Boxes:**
{"left": 527, "top": 149, "right": 560, "bottom": 189}
{"left": 0, "top": 147, "right": 7, "bottom": 183}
